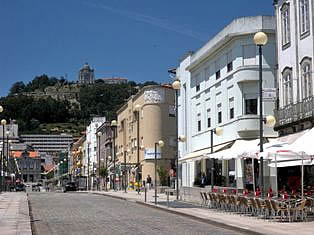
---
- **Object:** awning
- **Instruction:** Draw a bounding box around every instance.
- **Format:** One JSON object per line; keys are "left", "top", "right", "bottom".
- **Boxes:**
{"left": 268, "top": 159, "right": 313, "bottom": 168}
{"left": 180, "top": 141, "right": 233, "bottom": 162}
{"left": 277, "top": 129, "right": 309, "bottom": 144}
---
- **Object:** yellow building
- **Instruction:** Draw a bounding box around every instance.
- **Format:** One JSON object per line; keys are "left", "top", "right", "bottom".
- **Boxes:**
{"left": 115, "top": 85, "right": 176, "bottom": 188}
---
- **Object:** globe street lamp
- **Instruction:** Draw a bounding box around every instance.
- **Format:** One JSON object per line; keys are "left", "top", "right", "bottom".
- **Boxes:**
{"left": 87, "top": 141, "right": 91, "bottom": 190}
{"left": 172, "top": 79, "right": 185, "bottom": 200}
{"left": 111, "top": 120, "right": 117, "bottom": 191}
{"left": 1, "top": 119, "right": 6, "bottom": 192}
{"left": 134, "top": 104, "right": 141, "bottom": 194}
{"left": 210, "top": 127, "right": 223, "bottom": 189}
{"left": 123, "top": 149, "right": 131, "bottom": 193}
{"left": 254, "top": 32, "right": 276, "bottom": 197}
{"left": 154, "top": 140, "right": 164, "bottom": 205}
{"left": 0, "top": 106, "right": 2, "bottom": 193}
{"left": 97, "top": 131, "right": 102, "bottom": 191}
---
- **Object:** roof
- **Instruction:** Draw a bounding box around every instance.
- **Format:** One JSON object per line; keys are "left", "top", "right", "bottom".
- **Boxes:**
{"left": 43, "top": 164, "right": 54, "bottom": 172}
{"left": 11, "top": 151, "right": 39, "bottom": 158}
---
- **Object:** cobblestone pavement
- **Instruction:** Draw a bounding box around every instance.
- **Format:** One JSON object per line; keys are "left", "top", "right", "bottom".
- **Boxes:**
{"left": 28, "top": 192, "right": 244, "bottom": 235}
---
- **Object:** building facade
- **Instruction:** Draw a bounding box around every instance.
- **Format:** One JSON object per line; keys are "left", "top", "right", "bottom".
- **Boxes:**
{"left": 274, "top": 0, "right": 314, "bottom": 135}
{"left": 84, "top": 117, "right": 106, "bottom": 189}
{"left": 115, "top": 85, "right": 177, "bottom": 188}
{"left": 101, "top": 77, "right": 128, "bottom": 84}
{"left": 78, "top": 63, "right": 94, "bottom": 84}
{"left": 176, "top": 16, "right": 278, "bottom": 190}
{"left": 11, "top": 151, "right": 41, "bottom": 183}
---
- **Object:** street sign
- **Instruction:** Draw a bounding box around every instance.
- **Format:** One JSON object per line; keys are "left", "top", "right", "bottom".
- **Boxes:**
{"left": 144, "top": 148, "right": 161, "bottom": 160}
{"left": 262, "top": 88, "right": 277, "bottom": 102}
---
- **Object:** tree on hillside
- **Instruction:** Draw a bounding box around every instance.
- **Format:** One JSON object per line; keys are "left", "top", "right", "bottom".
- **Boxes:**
{"left": 9, "top": 81, "right": 26, "bottom": 95}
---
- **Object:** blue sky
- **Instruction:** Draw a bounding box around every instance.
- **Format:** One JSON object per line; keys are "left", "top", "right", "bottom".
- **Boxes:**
{"left": 0, "top": 0, "right": 274, "bottom": 97}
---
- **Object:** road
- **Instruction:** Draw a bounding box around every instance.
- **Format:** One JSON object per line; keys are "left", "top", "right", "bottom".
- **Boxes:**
{"left": 28, "top": 192, "right": 244, "bottom": 235}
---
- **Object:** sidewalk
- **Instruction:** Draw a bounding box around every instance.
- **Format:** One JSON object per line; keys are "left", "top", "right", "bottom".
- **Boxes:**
{"left": 83, "top": 189, "right": 314, "bottom": 235}
{"left": 0, "top": 192, "right": 32, "bottom": 235}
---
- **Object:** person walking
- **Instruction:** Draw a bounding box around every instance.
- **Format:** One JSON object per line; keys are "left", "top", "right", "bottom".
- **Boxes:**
{"left": 146, "top": 175, "right": 152, "bottom": 190}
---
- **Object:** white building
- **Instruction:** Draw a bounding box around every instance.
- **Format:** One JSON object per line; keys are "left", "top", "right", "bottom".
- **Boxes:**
{"left": 84, "top": 117, "right": 106, "bottom": 188}
{"left": 274, "top": 0, "right": 314, "bottom": 135}
{"left": 176, "top": 16, "right": 278, "bottom": 191}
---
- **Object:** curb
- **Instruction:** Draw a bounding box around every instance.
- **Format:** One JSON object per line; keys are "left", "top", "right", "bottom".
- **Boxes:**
{"left": 27, "top": 193, "right": 36, "bottom": 235}
{"left": 85, "top": 191, "right": 264, "bottom": 235}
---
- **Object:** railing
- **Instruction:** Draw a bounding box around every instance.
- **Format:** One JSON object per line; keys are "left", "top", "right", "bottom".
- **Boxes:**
{"left": 274, "top": 96, "right": 314, "bottom": 127}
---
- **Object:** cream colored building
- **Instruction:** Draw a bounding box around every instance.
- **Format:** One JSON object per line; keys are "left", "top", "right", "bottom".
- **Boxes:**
{"left": 115, "top": 85, "right": 177, "bottom": 187}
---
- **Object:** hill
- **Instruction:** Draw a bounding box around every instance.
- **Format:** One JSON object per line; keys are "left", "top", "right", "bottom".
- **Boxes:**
{"left": 1, "top": 75, "right": 158, "bottom": 137}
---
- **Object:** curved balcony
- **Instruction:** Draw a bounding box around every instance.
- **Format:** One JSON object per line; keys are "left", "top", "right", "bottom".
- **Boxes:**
{"left": 235, "top": 115, "right": 260, "bottom": 137}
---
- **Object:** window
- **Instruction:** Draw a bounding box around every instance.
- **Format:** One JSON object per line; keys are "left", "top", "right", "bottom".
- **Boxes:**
{"left": 218, "top": 112, "right": 222, "bottom": 124}
{"left": 301, "top": 58, "right": 312, "bottom": 99}
{"left": 196, "top": 84, "right": 200, "bottom": 92}
{"left": 207, "top": 109, "right": 211, "bottom": 128}
{"left": 216, "top": 70, "right": 221, "bottom": 79}
{"left": 227, "top": 62, "right": 233, "bottom": 72}
{"left": 282, "top": 68, "right": 293, "bottom": 106}
{"left": 245, "top": 99, "right": 257, "bottom": 115}
{"left": 281, "top": 4, "right": 291, "bottom": 45}
{"left": 217, "top": 103, "right": 222, "bottom": 124}
{"left": 300, "top": 0, "right": 310, "bottom": 35}
{"left": 197, "top": 113, "right": 201, "bottom": 132}
{"left": 229, "top": 97, "right": 234, "bottom": 119}
{"left": 227, "top": 50, "right": 233, "bottom": 72}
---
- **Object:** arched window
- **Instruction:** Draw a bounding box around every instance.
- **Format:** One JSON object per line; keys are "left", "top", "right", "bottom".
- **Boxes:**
{"left": 281, "top": 3, "right": 291, "bottom": 45}
{"left": 301, "top": 58, "right": 312, "bottom": 99}
{"left": 300, "top": 0, "right": 310, "bottom": 35}
{"left": 282, "top": 68, "right": 293, "bottom": 106}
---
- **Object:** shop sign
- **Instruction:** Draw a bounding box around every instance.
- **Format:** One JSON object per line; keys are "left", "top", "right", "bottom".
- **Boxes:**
{"left": 144, "top": 148, "right": 161, "bottom": 160}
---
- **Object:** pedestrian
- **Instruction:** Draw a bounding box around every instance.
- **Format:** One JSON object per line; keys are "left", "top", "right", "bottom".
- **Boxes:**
{"left": 146, "top": 175, "right": 152, "bottom": 190}
{"left": 200, "top": 173, "right": 206, "bottom": 188}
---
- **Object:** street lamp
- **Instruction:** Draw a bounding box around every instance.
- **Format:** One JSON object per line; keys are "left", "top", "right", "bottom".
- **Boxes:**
{"left": 123, "top": 149, "right": 131, "bottom": 193}
{"left": 87, "top": 141, "right": 91, "bottom": 190}
{"left": 97, "top": 131, "right": 102, "bottom": 191}
{"left": 172, "top": 79, "right": 183, "bottom": 200}
{"left": 111, "top": 120, "right": 117, "bottom": 191}
{"left": 210, "top": 127, "right": 223, "bottom": 189}
{"left": 154, "top": 140, "right": 164, "bottom": 205}
{"left": 106, "top": 155, "right": 111, "bottom": 191}
{"left": 0, "top": 106, "right": 2, "bottom": 193}
{"left": 253, "top": 31, "right": 276, "bottom": 197}
{"left": 134, "top": 104, "right": 141, "bottom": 194}
{"left": 1, "top": 119, "right": 6, "bottom": 192}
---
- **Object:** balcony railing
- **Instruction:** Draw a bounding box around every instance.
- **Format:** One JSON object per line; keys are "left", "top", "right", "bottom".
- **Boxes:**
{"left": 274, "top": 96, "right": 314, "bottom": 127}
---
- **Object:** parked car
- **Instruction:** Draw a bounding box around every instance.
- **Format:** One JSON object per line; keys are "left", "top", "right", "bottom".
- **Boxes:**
{"left": 64, "top": 182, "right": 77, "bottom": 192}
{"left": 15, "top": 184, "right": 26, "bottom": 192}
{"left": 31, "top": 184, "right": 40, "bottom": 192}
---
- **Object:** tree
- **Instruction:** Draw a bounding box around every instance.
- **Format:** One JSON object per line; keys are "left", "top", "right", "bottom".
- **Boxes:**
{"left": 157, "top": 166, "right": 169, "bottom": 186}
{"left": 9, "top": 81, "right": 26, "bottom": 95}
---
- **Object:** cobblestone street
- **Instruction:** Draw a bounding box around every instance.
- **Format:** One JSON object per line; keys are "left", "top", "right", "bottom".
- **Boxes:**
{"left": 28, "top": 192, "right": 243, "bottom": 235}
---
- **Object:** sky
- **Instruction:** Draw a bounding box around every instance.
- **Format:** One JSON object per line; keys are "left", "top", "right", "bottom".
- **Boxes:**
{"left": 0, "top": 0, "right": 275, "bottom": 97}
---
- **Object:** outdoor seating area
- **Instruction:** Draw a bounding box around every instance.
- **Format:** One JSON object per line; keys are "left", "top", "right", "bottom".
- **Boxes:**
{"left": 200, "top": 190, "right": 314, "bottom": 222}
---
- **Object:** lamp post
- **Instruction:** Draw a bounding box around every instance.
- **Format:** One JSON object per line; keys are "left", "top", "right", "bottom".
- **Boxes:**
{"left": 172, "top": 79, "right": 181, "bottom": 200}
{"left": 87, "top": 142, "right": 91, "bottom": 190}
{"left": 210, "top": 127, "right": 223, "bottom": 189}
{"left": 0, "top": 106, "right": 3, "bottom": 193}
{"left": 111, "top": 120, "right": 117, "bottom": 191}
{"left": 154, "top": 140, "right": 164, "bottom": 205}
{"left": 1, "top": 119, "right": 6, "bottom": 192}
{"left": 253, "top": 32, "right": 276, "bottom": 197}
{"left": 97, "top": 132, "right": 102, "bottom": 191}
{"left": 106, "top": 155, "right": 111, "bottom": 191}
{"left": 6, "top": 131, "right": 9, "bottom": 183}
{"left": 123, "top": 149, "right": 131, "bottom": 193}
{"left": 134, "top": 104, "right": 141, "bottom": 194}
